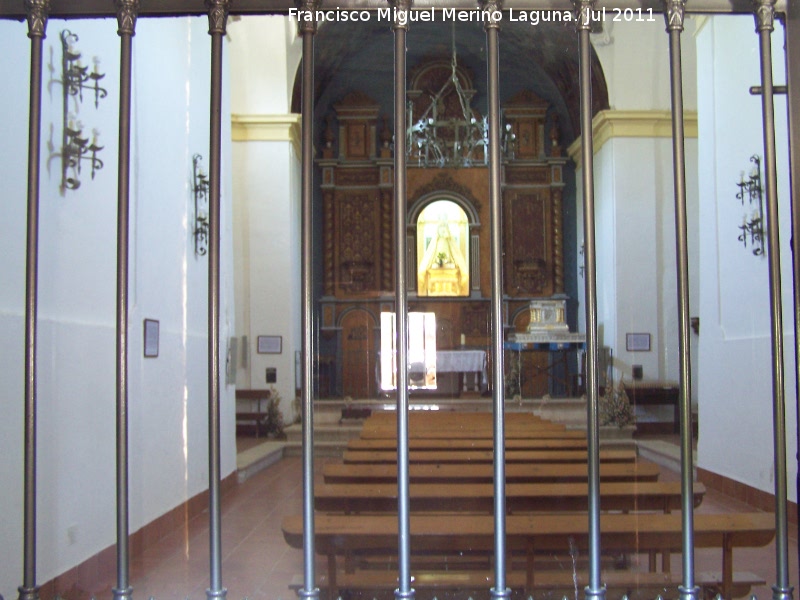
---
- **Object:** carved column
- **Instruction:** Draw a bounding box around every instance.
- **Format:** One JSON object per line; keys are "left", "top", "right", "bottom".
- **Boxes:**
{"left": 381, "top": 189, "right": 393, "bottom": 291}
{"left": 323, "top": 191, "right": 335, "bottom": 296}
{"left": 552, "top": 188, "right": 564, "bottom": 293}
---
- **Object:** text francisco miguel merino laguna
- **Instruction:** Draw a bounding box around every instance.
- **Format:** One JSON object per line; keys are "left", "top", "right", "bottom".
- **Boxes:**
{"left": 287, "top": 6, "right": 651, "bottom": 25}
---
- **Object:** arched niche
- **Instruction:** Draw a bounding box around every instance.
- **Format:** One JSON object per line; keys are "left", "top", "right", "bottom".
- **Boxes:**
{"left": 409, "top": 190, "right": 481, "bottom": 297}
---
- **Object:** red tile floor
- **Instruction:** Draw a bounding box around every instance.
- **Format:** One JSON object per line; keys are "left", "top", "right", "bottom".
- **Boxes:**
{"left": 127, "top": 449, "right": 798, "bottom": 600}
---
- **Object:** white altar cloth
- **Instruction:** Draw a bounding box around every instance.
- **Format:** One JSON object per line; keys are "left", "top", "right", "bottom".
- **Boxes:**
{"left": 436, "top": 350, "right": 487, "bottom": 382}
{"left": 377, "top": 349, "right": 488, "bottom": 389}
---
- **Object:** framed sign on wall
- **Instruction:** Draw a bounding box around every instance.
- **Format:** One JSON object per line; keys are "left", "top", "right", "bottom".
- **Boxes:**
{"left": 144, "top": 319, "right": 160, "bottom": 358}
{"left": 257, "top": 335, "right": 282, "bottom": 354}
{"left": 626, "top": 333, "right": 651, "bottom": 352}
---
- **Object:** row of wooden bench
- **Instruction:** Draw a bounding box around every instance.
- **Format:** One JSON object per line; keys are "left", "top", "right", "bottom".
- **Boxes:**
{"left": 282, "top": 411, "right": 775, "bottom": 599}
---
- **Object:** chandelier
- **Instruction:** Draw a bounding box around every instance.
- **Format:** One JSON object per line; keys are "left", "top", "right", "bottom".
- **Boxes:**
{"left": 406, "top": 25, "right": 514, "bottom": 168}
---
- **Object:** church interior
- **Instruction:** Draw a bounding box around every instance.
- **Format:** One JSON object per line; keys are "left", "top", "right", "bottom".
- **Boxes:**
{"left": 0, "top": 3, "right": 798, "bottom": 600}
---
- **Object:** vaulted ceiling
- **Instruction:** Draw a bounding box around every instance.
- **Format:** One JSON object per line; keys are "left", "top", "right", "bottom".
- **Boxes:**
{"left": 292, "top": 19, "right": 609, "bottom": 145}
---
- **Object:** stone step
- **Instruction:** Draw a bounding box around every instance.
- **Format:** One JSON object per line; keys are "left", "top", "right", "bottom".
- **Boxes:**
{"left": 237, "top": 397, "right": 667, "bottom": 480}
{"left": 284, "top": 422, "right": 363, "bottom": 444}
{"left": 236, "top": 441, "right": 286, "bottom": 483}
{"left": 283, "top": 441, "right": 345, "bottom": 458}
{"left": 528, "top": 396, "right": 587, "bottom": 426}
{"left": 637, "top": 438, "right": 696, "bottom": 478}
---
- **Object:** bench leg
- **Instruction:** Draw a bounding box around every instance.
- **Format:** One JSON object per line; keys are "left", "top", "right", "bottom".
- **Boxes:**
{"left": 328, "top": 554, "right": 338, "bottom": 600}
{"left": 722, "top": 533, "right": 733, "bottom": 600}
{"left": 525, "top": 541, "right": 535, "bottom": 593}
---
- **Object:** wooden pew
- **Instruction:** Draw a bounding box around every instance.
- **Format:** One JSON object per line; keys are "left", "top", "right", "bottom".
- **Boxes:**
{"left": 342, "top": 448, "right": 637, "bottom": 464}
{"left": 347, "top": 437, "right": 589, "bottom": 451}
{"left": 282, "top": 511, "right": 775, "bottom": 599}
{"left": 235, "top": 389, "right": 272, "bottom": 438}
{"left": 360, "top": 427, "right": 588, "bottom": 440}
{"left": 323, "top": 460, "right": 660, "bottom": 484}
{"left": 360, "top": 411, "right": 568, "bottom": 438}
{"left": 364, "top": 411, "right": 547, "bottom": 424}
{"left": 314, "top": 480, "right": 706, "bottom": 514}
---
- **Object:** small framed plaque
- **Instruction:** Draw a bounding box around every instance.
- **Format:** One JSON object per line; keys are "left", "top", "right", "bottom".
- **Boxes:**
{"left": 257, "top": 335, "right": 282, "bottom": 354}
{"left": 626, "top": 333, "right": 651, "bottom": 352}
{"left": 144, "top": 319, "right": 160, "bottom": 358}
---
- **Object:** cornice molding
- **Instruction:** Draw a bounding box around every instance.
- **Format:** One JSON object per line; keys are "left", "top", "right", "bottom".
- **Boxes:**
{"left": 231, "top": 113, "right": 302, "bottom": 157}
{"left": 567, "top": 109, "right": 699, "bottom": 167}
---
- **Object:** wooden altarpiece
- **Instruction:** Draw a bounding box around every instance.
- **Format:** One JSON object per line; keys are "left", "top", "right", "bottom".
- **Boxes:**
{"left": 318, "top": 60, "right": 568, "bottom": 398}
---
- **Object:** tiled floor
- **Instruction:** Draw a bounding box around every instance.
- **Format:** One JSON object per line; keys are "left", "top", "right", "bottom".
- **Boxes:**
{"left": 127, "top": 440, "right": 798, "bottom": 600}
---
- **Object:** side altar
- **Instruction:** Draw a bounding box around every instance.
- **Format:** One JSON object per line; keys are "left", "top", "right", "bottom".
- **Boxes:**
{"left": 506, "top": 299, "right": 585, "bottom": 397}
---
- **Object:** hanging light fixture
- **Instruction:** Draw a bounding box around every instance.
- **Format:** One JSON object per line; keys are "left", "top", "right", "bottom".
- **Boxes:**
{"left": 407, "top": 23, "right": 514, "bottom": 168}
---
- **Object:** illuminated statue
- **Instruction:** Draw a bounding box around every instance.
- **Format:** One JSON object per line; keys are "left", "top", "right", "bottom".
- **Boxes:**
{"left": 417, "top": 214, "right": 469, "bottom": 296}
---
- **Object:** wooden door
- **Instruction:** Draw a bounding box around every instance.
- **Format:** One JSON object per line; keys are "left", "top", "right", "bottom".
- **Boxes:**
{"left": 340, "top": 309, "right": 376, "bottom": 398}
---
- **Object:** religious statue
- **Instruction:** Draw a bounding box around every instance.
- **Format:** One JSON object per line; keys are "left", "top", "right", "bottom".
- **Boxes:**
{"left": 417, "top": 214, "right": 469, "bottom": 296}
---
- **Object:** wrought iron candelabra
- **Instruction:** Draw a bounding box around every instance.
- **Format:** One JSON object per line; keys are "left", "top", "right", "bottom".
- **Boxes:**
{"left": 405, "top": 23, "right": 521, "bottom": 168}
{"left": 192, "top": 154, "right": 210, "bottom": 257}
{"left": 53, "top": 29, "right": 107, "bottom": 193}
{"left": 61, "top": 30, "right": 107, "bottom": 108}
{"left": 735, "top": 154, "right": 765, "bottom": 256}
{"left": 61, "top": 121, "right": 104, "bottom": 191}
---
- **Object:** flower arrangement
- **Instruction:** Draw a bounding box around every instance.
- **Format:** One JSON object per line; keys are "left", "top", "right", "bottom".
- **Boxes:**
{"left": 599, "top": 379, "right": 635, "bottom": 428}
{"left": 264, "top": 386, "right": 286, "bottom": 438}
{"left": 505, "top": 359, "right": 522, "bottom": 398}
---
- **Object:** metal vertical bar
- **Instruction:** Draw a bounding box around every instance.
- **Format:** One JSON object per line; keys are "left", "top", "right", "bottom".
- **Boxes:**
{"left": 481, "top": 1, "right": 509, "bottom": 597}
{"left": 572, "top": 2, "right": 605, "bottom": 599}
{"left": 783, "top": 2, "right": 800, "bottom": 570}
{"left": 752, "top": 3, "right": 794, "bottom": 600}
{"left": 391, "top": 2, "right": 413, "bottom": 598}
{"left": 663, "top": 2, "right": 699, "bottom": 599}
{"left": 18, "top": 3, "right": 49, "bottom": 600}
{"left": 112, "top": 3, "right": 138, "bottom": 600}
{"left": 298, "top": 1, "right": 320, "bottom": 598}
{"left": 206, "top": 2, "right": 229, "bottom": 600}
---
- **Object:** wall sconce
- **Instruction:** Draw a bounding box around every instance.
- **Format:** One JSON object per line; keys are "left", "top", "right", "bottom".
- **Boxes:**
{"left": 61, "top": 119, "right": 104, "bottom": 192}
{"left": 578, "top": 243, "right": 585, "bottom": 278}
{"left": 192, "top": 154, "right": 210, "bottom": 257}
{"left": 735, "top": 155, "right": 765, "bottom": 256}
{"left": 61, "top": 30, "right": 107, "bottom": 108}
{"left": 54, "top": 30, "right": 106, "bottom": 193}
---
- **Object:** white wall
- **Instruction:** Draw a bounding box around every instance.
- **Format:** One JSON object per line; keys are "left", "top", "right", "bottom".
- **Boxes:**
{"left": 229, "top": 16, "right": 303, "bottom": 421}
{"left": 0, "top": 16, "right": 236, "bottom": 597}
{"left": 576, "top": 136, "right": 699, "bottom": 391}
{"left": 696, "top": 15, "right": 797, "bottom": 501}
{"left": 229, "top": 16, "right": 301, "bottom": 115}
{"left": 576, "top": 20, "right": 700, "bottom": 403}
{"left": 593, "top": 17, "right": 698, "bottom": 112}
